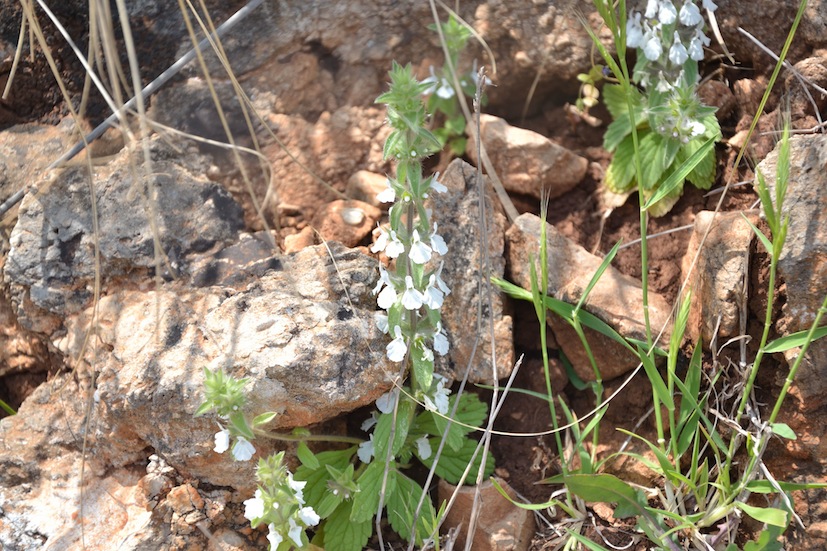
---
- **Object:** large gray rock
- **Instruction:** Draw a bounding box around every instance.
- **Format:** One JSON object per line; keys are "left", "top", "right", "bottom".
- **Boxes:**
{"left": 755, "top": 134, "right": 827, "bottom": 412}
{"left": 680, "top": 210, "right": 759, "bottom": 346}
{"left": 434, "top": 159, "right": 514, "bottom": 383}
{"left": 505, "top": 213, "right": 672, "bottom": 381}
{"left": 4, "top": 137, "right": 244, "bottom": 334}
{"left": 53, "top": 243, "right": 391, "bottom": 485}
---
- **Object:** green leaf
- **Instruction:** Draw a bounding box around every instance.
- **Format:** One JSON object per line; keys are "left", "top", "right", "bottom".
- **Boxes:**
{"left": 252, "top": 411, "right": 278, "bottom": 427}
{"left": 386, "top": 471, "right": 435, "bottom": 545}
{"left": 374, "top": 400, "right": 414, "bottom": 460}
{"left": 638, "top": 131, "right": 667, "bottom": 190}
{"left": 735, "top": 502, "right": 790, "bottom": 528}
{"left": 323, "top": 501, "right": 372, "bottom": 551}
{"left": 297, "top": 442, "right": 320, "bottom": 470}
{"left": 637, "top": 345, "right": 674, "bottom": 412}
{"left": 350, "top": 460, "right": 395, "bottom": 523}
{"left": 744, "top": 215, "right": 774, "bottom": 255}
{"left": 565, "top": 529, "right": 613, "bottom": 551}
{"left": 644, "top": 136, "right": 716, "bottom": 212}
{"left": 743, "top": 523, "right": 785, "bottom": 551}
{"left": 604, "top": 113, "right": 633, "bottom": 152}
{"left": 604, "top": 136, "right": 637, "bottom": 192}
{"left": 770, "top": 422, "right": 797, "bottom": 440}
{"left": 414, "top": 392, "right": 488, "bottom": 452}
{"left": 764, "top": 325, "right": 827, "bottom": 353}
{"left": 419, "top": 438, "right": 495, "bottom": 485}
{"left": 574, "top": 239, "right": 622, "bottom": 314}
{"left": 746, "top": 479, "right": 827, "bottom": 493}
{"left": 295, "top": 448, "right": 355, "bottom": 515}
{"left": 602, "top": 84, "right": 641, "bottom": 119}
{"left": 562, "top": 473, "right": 649, "bottom": 519}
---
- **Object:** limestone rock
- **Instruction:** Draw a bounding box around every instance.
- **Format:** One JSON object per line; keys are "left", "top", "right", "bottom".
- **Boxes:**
{"left": 310, "top": 199, "right": 381, "bottom": 248}
{"left": 3, "top": 137, "right": 244, "bottom": 334}
{"left": 438, "top": 477, "right": 533, "bottom": 551}
{"left": 466, "top": 115, "right": 588, "bottom": 200}
{"left": 55, "top": 243, "right": 391, "bottom": 488}
{"left": 755, "top": 134, "right": 827, "bottom": 412}
{"left": 346, "top": 170, "right": 389, "bottom": 208}
{"left": 434, "top": 159, "right": 515, "bottom": 383}
{"left": 680, "top": 211, "right": 759, "bottom": 346}
{"left": 505, "top": 213, "right": 672, "bottom": 381}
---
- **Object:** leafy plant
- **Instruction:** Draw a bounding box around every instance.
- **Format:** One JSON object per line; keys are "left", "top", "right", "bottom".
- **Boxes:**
{"left": 600, "top": 0, "right": 721, "bottom": 216}
{"left": 422, "top": 14, "right": 489, "bottom": 156}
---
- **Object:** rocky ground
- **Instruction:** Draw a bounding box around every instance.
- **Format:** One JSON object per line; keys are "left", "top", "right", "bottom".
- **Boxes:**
{"left": 0, "top": 1, "right": 826, "bottom": 550}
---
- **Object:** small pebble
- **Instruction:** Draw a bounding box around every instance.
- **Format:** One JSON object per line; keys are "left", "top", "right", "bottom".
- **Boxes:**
{"left": 340, "top": 207, "right": 365, "bottom": 226}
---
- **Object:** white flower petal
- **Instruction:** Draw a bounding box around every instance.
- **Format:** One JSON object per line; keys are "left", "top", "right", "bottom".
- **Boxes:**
{"left": 658, "top": 1, "right": 677, "bottom": 24}
{"left": 361, "top": 411, "right": 378, "bottom": 431}
{"left": 288, "top": 518, "right": 304, "bottom": 547}
{"left": 669, "top": 34, "right": 688, "bottom": 65}
{"left": 267, "top": 524, "right": 283, "bottom": 549}
{"left": 376, "top": 179, "right": 396, "bottom": 203}
{"left": 374, "top": 312, "right": 389, "bottom": 334}
{"left": 299, "top": 506, "right": 320, "bottom": 527}
{"left": 370, "top": 228, "right": 389, "bottom": 254}
{"left": 385, "top": 232, "right": 405, "bottom": 258}
{"left": 376, "top": 387, "right": 398, "bottom": 413}
{"left": 243, "top": 492, "right": 265, "bottom": 521}
{"left": 231, "top": 437, "right": 256, "bottom": 461}
{"left": 679, "top": 2, "right": 702, "bottom": 25}
{"left": 644, "top": 34, "right": 663, "bottom": 61}
{"left": 401, "top": 276, "right": 424, "bottom": 310}
{"left": 377, "top": 285, "right": 398, "bottom": 310}
{"left": 357, "top": 434, "right": 375, "bottom": 463}
{"left": 416, "top": 436, "right": 432, "bottom": 460}
{"left": 645, "top": 0, "right": 658, "bottom": 18}
{"left": 387, "top": 326, "right": 408, "bottom": 362}
{"left": 429, "top": 172, "right": 448, "bottom": 193}
{"left": 213, "top": 429, "right": 230, "bottom": 454}
{"left": 433, "top": 325, "right": 449, "bottom": 356}
{"left": 702, "top": 0, "right": 717, "bottom": 11}
{"left": 409, "top": 229, "right": 432, "bottom": 265}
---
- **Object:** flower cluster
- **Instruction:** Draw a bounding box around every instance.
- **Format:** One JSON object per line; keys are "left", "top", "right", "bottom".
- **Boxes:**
{"left": 371, "top": 62, "right": 452, "bottom": 413}
{"left": 243, "top": 452, "right": 320, "bottom": 550}
{"left": 195, "top": 367, "right": 257, "bottom": 461}
{"left": 626, "top": 0, "right": 717, "bottom": 143}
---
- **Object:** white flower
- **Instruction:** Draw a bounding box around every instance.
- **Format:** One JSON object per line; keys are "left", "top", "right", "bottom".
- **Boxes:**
{"left": 299, "top": 506, "right": 320, "bottom": 526}
{"left": 358, "top": 433, "right": 375, "bottom": 463}
{"left": 401, "top": 276, "right": 424, "bottom": 310}
{"left": 429, "top": 223, "right": 448, "bottom": 256}
{"left": 384, "top": 230, "right": 405, "bottom": 258}
{"left": 361, "top": 411, "right": 378, "bottom": 431}
{"left": 669, "top": 32, "right": 688, "bottom": 65}
{"left": 232, "top": 437, "right": 256, "bottom": 461}
{"left": 626, "top": 12, "right": 644, "bottom": 48}
{"left": 213, "top": 428, "right": 230, "bottom": 454}
{"left": 658, "top": 1, "right": 677, "bottom": 24}
{"left": 421, "top": 345, "right": 434, "bottom": 362}
{"left": 376, "top": 388, "right": 398, "bottom": 413}
{"left": 372, "top": 264, "right": 392, "bottom": 295}
{"left": 374, "top": 312, "right": 389, "bottom": 334}
{"left": 423, "top": 374, "right": 450, "bottom": 415}
{"left": 287, "top": 473, "right": 307, "bottom": 504}
{"left": 688, "top": 119, "right": 706, "bottom": 138}
{"left": 288, "top": 517, "right": 304, "bottom": 548}
{"left": 644, "top": 33, "right": 663, "bottom": 61}
{"left": 645, "top": 0, "right": 659, "bottom": 18}
{"left": 702, "top": 0, "right": 717, "bottom": 11}
{"left": 267, "top": 524, "right": 283, "bottom": 549}
{"left": 679, "top": 1, "right": 702, "bottom": 25}
{"left": 409, "top": 229, "right": 432, "bottom": 264}
{"left": 433, "top": 321, "right": 450, "bottom": 356}
{"left": 688, "top": 28, "right": 709, "bottom": 60}
{"left": 387, "top": 325, "right": 408, "bottom": 362}
{"left": 436, "top": 79, "right": 455, "bottom": 99}
{"left": 423, "top": 275, "right": 445, "bottom": 310}
{"left": 370, "top": 227, "right": 389, "bottom": 254}
{"left": 415, "top": 436, "right": 432, "bottom": 460}
{"left": 376, "top": 179, "right": 396, "bottom": 203}
{"left": 377, "top": 284, "right": 397, "bottom": 310}
{"left": 429, "top": 172, "right": 448, "bottom": 193}
{"left": 432, "top": 262, "right": 451, "bottom": 295}
{"left": 243, "top": 489, "right": 265, "bottom": 521}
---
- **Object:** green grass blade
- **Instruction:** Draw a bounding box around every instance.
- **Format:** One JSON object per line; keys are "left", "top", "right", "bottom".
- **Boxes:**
{"left": 763, "top": 325, "right": 827, "bottom": 353}
{"left": 574, "top": 240, "right": 622, "bottom": 314}
{"left": 643, "top": 136, "right": 715, "bottom": 212}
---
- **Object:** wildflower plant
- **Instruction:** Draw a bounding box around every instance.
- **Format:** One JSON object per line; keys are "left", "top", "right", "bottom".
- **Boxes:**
{"left": 422, "top": 15, "right": 489, "bottom": 155}
{"left": 197, "top": 61, "right": 493, "bottom": 551}
{"left": 602, "top": 0, "right": 722, "bottom": 216}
